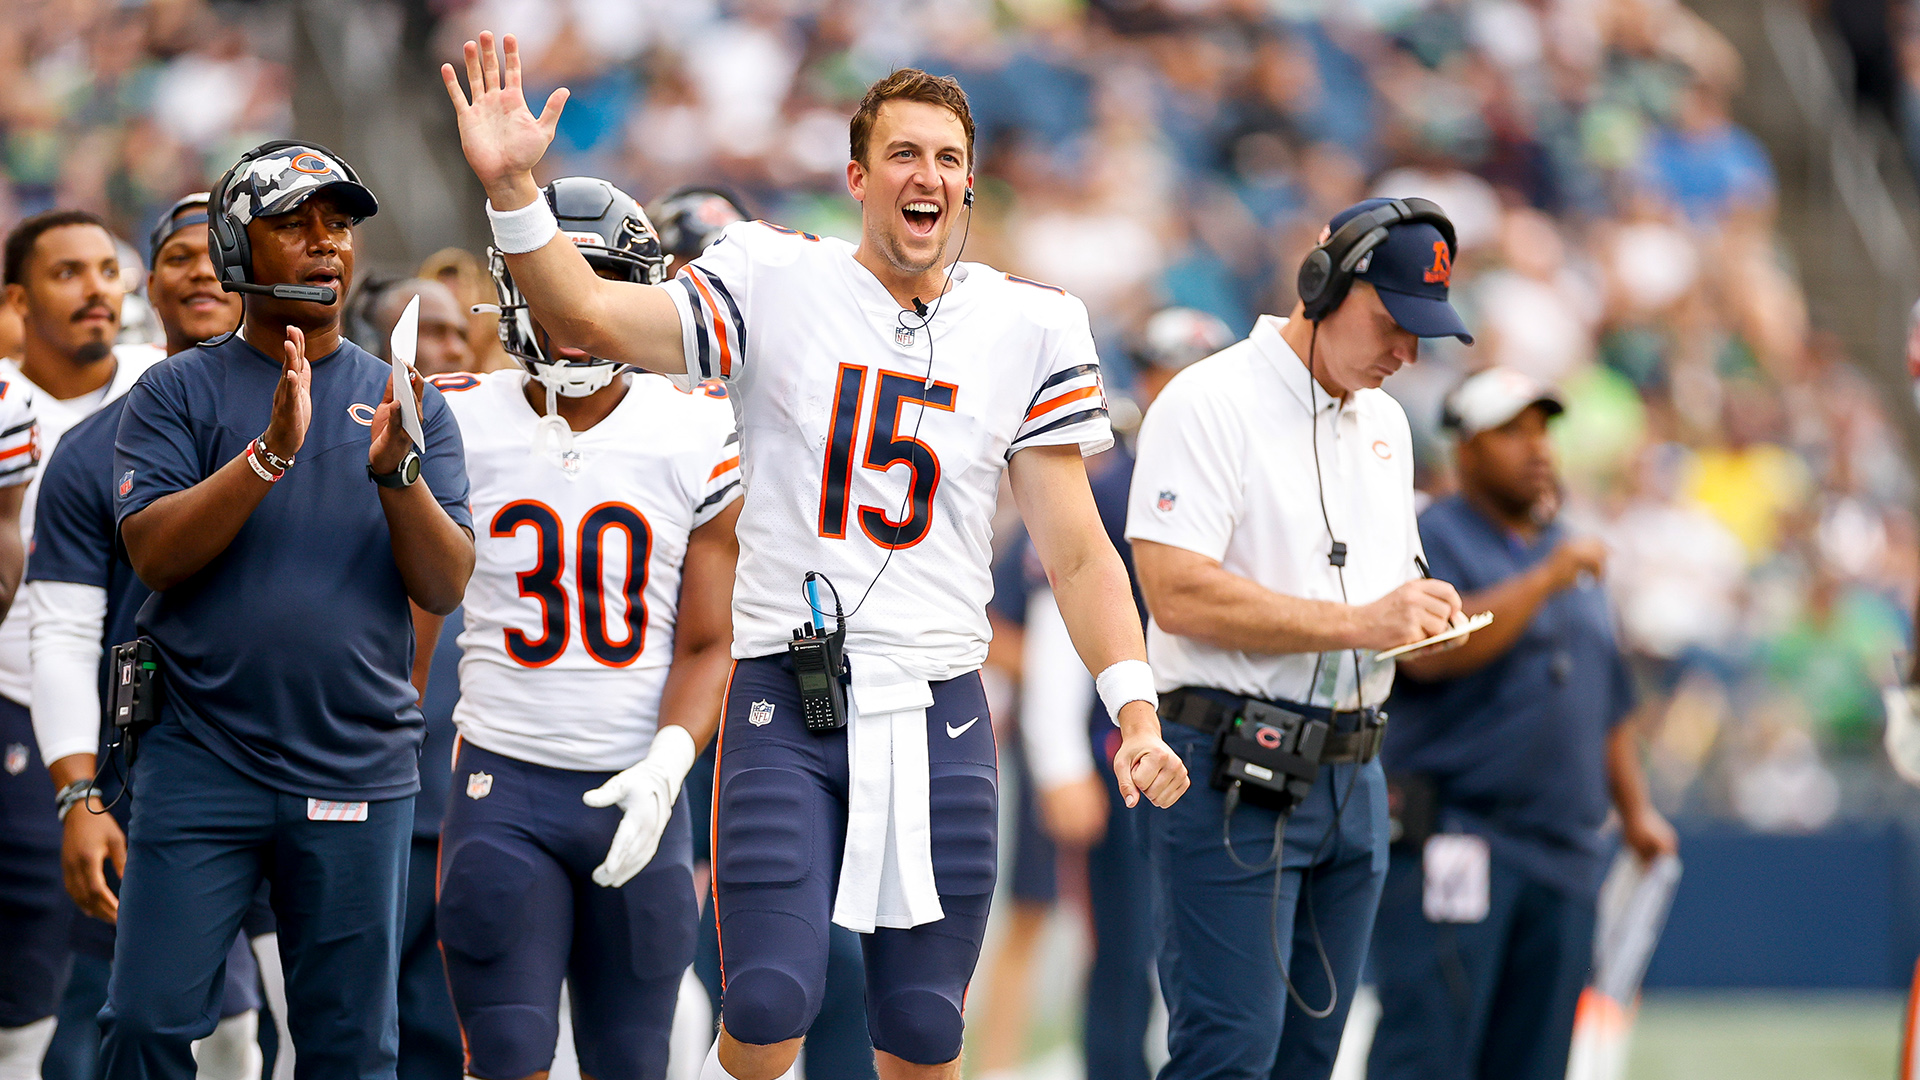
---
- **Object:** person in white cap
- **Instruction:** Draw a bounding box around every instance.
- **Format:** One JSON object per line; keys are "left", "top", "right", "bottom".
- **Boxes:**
{"left": 1367, "top": 366, "right": 1676, "bottom": 1080}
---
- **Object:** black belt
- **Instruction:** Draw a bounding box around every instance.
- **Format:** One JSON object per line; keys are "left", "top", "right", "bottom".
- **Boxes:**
{"left": 1159, "top": 686, "right": 1386, "bottom": 764}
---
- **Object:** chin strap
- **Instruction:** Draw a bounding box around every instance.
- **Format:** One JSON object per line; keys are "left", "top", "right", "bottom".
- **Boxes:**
{"left": 531, "top": 379, "right": 575, "bottom": 457}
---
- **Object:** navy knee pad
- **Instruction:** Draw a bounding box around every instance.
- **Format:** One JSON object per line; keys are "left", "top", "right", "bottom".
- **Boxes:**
{"left": 869, "top": 988, "right": 963, "bottom": 1066}
{"left": 460, "top": 1004, "right": 559, "bottom": 1080}
{"left": 720, "top": 965, "right": 814, "bottom": 1046}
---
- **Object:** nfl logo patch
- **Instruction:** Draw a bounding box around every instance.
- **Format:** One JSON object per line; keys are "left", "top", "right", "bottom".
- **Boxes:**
{"left": 466, "top": 771, "right": 493, "bottom": 799}
{"left": 895, "top": 326, "right": 914, "bottom": 347}
{"left": 1157, "top": 489, "right": 1177, "bottom": 513}
{"left": 749, "top": 700, "right": 776, "bottom": 727}
{"left": 118, "top": 469, "right": 134, "bottom": 498}
{"left": 4, "top": 742, "right": 25, "bottom": 775}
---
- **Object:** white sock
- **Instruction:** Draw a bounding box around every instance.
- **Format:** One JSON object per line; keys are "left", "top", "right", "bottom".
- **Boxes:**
{"left": 696, "top": 1039, "right": 799, "bottom": 1080}
{"left": 193, "top": 1010, "right": 263, "bottom": 1080}
{"left": 251, "top": 933, "right": 295, "bottom": 1080}
{"left": 0, "top": 1017, "right": 57, "bottom": 1080}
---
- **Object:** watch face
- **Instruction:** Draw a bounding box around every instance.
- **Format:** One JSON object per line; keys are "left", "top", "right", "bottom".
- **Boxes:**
{"left": 401, "top": 451, "right": 422, "bottom": 484}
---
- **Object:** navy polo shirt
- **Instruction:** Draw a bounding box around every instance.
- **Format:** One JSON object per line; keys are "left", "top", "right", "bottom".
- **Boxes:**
{"left": 113, "top": 332, "right": 471, "bottom": 801}
{"left": 1383, "top": 494, "right": 1634, "bottom": 896}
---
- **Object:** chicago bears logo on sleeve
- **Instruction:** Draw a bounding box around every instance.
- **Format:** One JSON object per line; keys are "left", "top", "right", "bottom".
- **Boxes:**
{"left": 429, "top": 372, "right": 482, "bottom": 393}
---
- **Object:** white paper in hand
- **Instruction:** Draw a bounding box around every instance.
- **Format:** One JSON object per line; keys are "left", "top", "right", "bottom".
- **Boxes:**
{"left": 389, "top": 294, "right": 427, "bottom": 452}
{"left": 1375, "top": 611, "right": 1494, "bottom": 661}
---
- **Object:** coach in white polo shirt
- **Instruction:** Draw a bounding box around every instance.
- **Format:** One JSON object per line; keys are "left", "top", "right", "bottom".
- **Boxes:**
{"left": 1126, "top": 198, "right": 1473, "bottom": 1080}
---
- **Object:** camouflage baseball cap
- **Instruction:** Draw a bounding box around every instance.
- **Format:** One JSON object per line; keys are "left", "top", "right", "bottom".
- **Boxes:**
{"left": 221, "top": 143, "right": 378, "bottom": 226}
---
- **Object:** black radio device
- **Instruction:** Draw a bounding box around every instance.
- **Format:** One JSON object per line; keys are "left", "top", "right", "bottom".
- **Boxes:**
{"left": 1212, "top": 701, "right": 1325, "bottom": 814}
{"left": 790, "top": 571, "right": 849, "bottom": 733}
{"left": 110, "top": 638, "right": 163, "bottom": 764}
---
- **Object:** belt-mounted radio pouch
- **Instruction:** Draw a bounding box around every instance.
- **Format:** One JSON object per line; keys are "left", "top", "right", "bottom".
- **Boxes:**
{"left": 1211, "top": 700, "right": 1324, "bottom": 815}
{"left": 789, "top": 622, "right": 848, "bottom": 733}
{"left": 110, "top": 638, "right": 162, "bottom": 764}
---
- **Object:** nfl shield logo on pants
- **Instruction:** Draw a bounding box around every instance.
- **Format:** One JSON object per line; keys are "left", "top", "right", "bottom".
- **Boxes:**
{"left": 4, "top": 742, "right": 25, "bottom": 775}
{"left": 749, "top": 700, "right": 776, "bottom": 727}
{"left": 466, "top": 771, "right": 493, "bottom": 799}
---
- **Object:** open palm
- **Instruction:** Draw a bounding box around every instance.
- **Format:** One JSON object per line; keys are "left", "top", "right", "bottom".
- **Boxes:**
{"left": 441, "top": 31, "right": 568, "bottom": 195}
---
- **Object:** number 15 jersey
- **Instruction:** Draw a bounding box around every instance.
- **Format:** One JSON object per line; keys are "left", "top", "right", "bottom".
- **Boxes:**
{"left": 663, "top": 221, "right": 1113, "bottom": 676}
{"left": 434, "top": 370, "right": 741, "bottom": 771}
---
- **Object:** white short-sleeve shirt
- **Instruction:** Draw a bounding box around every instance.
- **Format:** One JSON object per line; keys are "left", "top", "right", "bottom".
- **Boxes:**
{"left": 1125, "top": 316, "right": 1424, "bottom": 709}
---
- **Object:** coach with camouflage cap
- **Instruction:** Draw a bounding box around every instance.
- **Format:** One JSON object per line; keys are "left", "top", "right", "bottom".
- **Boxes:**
{"left": 1127, "top": 198, "right": 1472, "bottom": 1080}
{"left": 99, "top": 141, "right": 474, "bottom": 1080}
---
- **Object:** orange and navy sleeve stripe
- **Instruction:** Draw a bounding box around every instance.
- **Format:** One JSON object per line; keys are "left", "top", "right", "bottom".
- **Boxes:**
{"left": 1009, "top": 363, "right": 1106, "bottom": 457}
{"left": 694, "top": 430, "right": 742, "bottom": 527}
{"left": 0, "top": 402, "right": 37, "bottom": 487}
{"left": 674, "top": 265, "right": 747, "bottom": 381}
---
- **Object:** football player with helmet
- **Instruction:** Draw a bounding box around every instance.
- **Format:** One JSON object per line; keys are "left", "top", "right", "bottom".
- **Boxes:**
{"left": 425, "top": 175, "right": 740, "bottom": 1080}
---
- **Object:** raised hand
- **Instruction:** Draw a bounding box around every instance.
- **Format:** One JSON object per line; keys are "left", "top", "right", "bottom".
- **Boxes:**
{"left": 263, "top": 325, "right": 311, "bottom": 461}
{"left": 440, "top": 31, "right": 568, "bottom": 206}
{"left": 369, "top": 362, "right": 424, "bottom": 475}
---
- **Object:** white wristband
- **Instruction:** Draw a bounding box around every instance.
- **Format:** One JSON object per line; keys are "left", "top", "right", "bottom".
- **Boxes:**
{"left": 485, "top": 197, "right": 559, "bottom": 255}
{"left": 1095, "top": 659, "right": 1158, "bottom": 725}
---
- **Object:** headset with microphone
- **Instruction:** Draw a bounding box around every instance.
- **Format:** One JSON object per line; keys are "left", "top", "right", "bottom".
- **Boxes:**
{"left": 208, "top": 139, "right": 378, "bottom": 306}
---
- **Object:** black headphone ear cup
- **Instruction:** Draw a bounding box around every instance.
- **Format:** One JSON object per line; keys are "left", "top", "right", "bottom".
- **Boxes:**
{"left": 1297, "top": 248, "right": 1333, "bottom": 319}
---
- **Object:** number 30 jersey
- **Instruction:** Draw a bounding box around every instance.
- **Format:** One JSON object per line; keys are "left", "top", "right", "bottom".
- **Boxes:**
{"left": 663, "top": 220, "right": 1113, "bottom": 676}
{"left": 434, "top": 369, "right": 741, "bottom": 771}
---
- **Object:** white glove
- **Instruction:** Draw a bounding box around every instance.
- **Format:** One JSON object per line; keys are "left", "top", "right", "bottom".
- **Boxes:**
{"left": 583, "top": 725, "right": 697, "bottom": 887}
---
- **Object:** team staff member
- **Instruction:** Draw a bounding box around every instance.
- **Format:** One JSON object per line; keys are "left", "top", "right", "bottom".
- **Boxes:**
{"left": 1127, "top": 198, "right": 1471, "bottom": 1080}
{"left": 445, "top": 39, "right": 1186, "bottom": 1080}
{"left": 102, "top": 142, "right": 474, "bottom": 1080}
{"left": 32, "top": 195, "right": 265, "bottom": 1080}
{"left": 1367, "top": 369, "right": 1675, "bottom": 1080}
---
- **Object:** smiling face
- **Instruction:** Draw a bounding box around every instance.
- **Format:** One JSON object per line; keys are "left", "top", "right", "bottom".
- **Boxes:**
{"left": 1307, "top": 281, "right": 1419, "bottom": 395}
{"left": 847, "top": 99, "right": 971, "bottom": 281}
{"left": 6, "top": 223, "right": 123, "bottom": 366}
{"left": 149, "top": 219, "right": 242, "bottom": 354}
{"left": 243, "top": 193, "right": 353, "bottom": 329}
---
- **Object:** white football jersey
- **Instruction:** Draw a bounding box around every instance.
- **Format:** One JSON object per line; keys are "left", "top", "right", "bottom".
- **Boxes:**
{"left": 0, "top": 344, "right": 158, "bottom": 706}
{"left": 435, "top": 368, "right": 741, "bottom": 771}
{"left": 663, "top": 220, "right": 1113, "bottom": 676}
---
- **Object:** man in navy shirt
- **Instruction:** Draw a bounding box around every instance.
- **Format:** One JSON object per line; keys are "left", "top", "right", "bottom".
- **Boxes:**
{"left": 1371, "top": 368, "right": 1675, "bottom": 1080}
{"left": 101, "top": 142, "right": 474, "bottom": 1080}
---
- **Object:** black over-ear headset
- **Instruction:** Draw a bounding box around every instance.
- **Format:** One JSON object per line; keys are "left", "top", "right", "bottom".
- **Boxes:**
{"left": 1295, "top": 197, "right": 1454, "bottom": 322}
{"left": 209, "top": 139, "right": 366, "bottom": 305}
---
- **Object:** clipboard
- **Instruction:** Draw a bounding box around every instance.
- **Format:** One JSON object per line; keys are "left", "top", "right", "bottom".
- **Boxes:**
{"left": 1375, "top": 611, "right": 1493, "bottom": 661}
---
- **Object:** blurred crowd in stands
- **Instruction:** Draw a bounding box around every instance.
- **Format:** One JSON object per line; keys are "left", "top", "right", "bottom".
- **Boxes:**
{"left": 4, "top": 0, "right": 1918, "bottom": 837}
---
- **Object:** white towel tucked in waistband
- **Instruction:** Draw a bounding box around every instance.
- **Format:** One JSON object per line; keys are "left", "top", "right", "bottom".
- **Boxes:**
{"left": 832, "top": 653, "right": 944, "bottom": 933}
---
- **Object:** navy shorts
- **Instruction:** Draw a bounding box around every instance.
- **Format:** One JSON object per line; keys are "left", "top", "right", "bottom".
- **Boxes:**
{"left": 713, "top": 655, "right": 998, "bottom": 1066}
{"left": 0, "top": 695, "right": 73, "bottom": 1027}
{"left": 437, "top": 739, "right": 696, "bottom": 1080}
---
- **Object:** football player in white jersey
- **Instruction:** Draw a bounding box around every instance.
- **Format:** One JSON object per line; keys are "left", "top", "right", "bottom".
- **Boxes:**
{"left": 422, "top": 177, "right": 741, "bottom": 1080}
{"left": 444, "top": 39, "right": 1188, "bottom": 1080}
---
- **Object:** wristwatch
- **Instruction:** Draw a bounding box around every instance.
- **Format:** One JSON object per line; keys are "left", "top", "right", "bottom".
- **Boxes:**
{"left": 368, "top": 449, "right": 421, "bottom": 489}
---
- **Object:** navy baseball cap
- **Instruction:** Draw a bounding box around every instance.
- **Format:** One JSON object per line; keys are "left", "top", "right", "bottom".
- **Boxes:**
{"left": 1329, "top": 197, "right": 1473, "bottom": 344}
